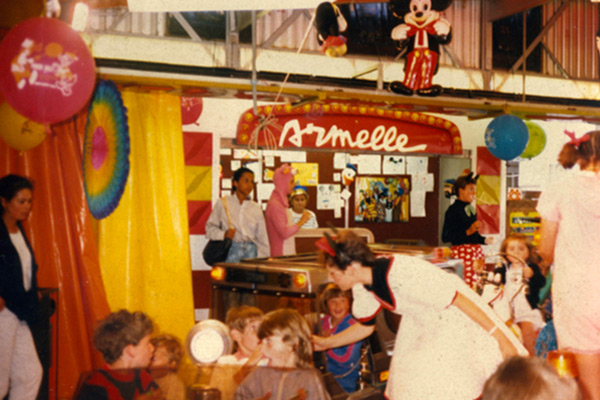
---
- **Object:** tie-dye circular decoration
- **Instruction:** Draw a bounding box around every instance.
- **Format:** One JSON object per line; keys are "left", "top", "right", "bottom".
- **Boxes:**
{"left": 83, "top": 80, "right": 129, "bottom": 219}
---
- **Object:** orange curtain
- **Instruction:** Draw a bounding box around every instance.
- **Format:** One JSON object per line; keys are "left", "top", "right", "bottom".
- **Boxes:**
{"left": 0, "top": 112, "right": 110, "bottom": 399}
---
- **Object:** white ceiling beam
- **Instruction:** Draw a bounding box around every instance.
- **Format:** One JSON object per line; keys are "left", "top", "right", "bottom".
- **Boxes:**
{"left": 127, "top": 0, "right": 324, "bottom": 12}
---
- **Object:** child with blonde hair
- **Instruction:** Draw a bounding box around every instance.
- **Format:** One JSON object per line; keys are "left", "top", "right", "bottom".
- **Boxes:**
{"left": 234, "top": 309, "right": 331, "bottom": 400}
{"left": 150, "top": 334, "right": 185, "bottom": 400}
{"left": 209, "top": 306, "right": 265, "bottom": 400}
{"left": 491, "top": 233, "right": 546, "bottom": 353}
{"left": 482, "top": 356, "right": 580, "bottom": 400}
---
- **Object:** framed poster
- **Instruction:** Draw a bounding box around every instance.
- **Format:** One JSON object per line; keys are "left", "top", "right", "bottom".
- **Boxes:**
{"left": 354, "top": 176, "right": 410, "bottom": 223}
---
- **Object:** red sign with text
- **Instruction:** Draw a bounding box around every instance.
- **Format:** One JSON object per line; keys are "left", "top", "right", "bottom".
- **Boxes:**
{"left": 236, "top": 103, "right": 462, "bottom": 155}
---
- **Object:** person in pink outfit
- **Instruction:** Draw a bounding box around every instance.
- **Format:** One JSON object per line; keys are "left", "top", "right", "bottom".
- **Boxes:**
{"left": 265, "top": 164, "right": 311, "bottom": 257}
{"left": 538, "top": 130, "right": 600, "bottom": 400}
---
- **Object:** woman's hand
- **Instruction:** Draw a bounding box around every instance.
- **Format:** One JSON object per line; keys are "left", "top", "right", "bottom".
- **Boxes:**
{"left": 466, "top": 221, "right": 480, "bottom": 236}
{"left": 225, "top": 228, "right": 236, "bottom": 239}
{"left": 523, "top": 266, "right": 534, "bottom": 279}
{"left": 491, "top": 328, "right": 522, "bottom": 359}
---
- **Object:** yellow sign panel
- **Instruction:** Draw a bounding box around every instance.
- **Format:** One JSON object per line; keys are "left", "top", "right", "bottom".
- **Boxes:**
{"left": 509, "top": 211, "right": 541, "bottom": 245}
{"left": 291, "top": 162, "right": 319, "bottom": 186}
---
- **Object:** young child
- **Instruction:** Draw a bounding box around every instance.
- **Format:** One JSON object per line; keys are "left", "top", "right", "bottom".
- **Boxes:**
{"left": 282, "top": 185, "right": 319, "bottom": 254}
{"left": 320, "top": 284, "right": 362, "bottom": 393}
{"left": 481, "top": 356, "right": 580, "bottom": 400}
{"left": 150, "top": 334, "right": 185, "bottom": 400}
{"left": 289, "top": 185, "right": 318, "bottom": 229}
{"left": 209, "top": 306, "right": 265, "bottom": 400}
{"left": 265, "top": 164, "right": 311, "bottom": 257}
{"left": 491, "top": 233, "right": 546, "bottom": 354}
{"left": 234, "top": 309, "right": 331, "bottom": 400}
{"left": 76, "top": 310, "right": 162, "bottom": 400}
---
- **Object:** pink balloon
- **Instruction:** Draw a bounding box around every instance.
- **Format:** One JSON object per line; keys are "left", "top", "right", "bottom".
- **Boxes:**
{"left": 0, "top": 18, "right": 96, "bottom": 124}
{"left": 180, "top": 97, "right": 203, "bottom": 125}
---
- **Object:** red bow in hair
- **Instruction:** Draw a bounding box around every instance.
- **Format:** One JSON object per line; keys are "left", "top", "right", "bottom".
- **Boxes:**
{"left": 564, "top": 130, "right": 590, "bottom": 147}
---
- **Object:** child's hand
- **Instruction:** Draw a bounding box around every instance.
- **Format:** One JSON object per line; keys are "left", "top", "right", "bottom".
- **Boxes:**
{"left": 298, "top": 211, "right": 311, "bottom": 226}
{"left": 506, "top": 254, "right": 526, "bottom": 268}
{"left": 234, "top": 347, "right": 265, "bottom": 385}
{"left": 246, "top": 346, "right": 264, "bottom": 367}
{"left": 485, "top": 237, "right": 495, "bottom": 245}
{"left": 311, "top": 335, "right": 329, "bottom": 351}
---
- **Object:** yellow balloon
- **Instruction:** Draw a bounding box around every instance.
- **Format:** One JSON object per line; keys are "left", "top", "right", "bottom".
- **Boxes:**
{"left": 0, "top": 102, "right": 47, "bottom": 151}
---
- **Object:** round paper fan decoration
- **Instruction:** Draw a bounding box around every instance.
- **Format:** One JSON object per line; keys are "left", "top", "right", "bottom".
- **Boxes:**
{"left": 83, "top": 80, "right": 130, "bottom": 219}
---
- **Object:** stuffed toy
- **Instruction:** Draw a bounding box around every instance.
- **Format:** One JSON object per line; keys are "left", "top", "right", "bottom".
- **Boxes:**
{"left": 388, "top": 0, "right": 453, "bottom": 96}
{"left": 315, "top": 2, "right": 348, "bottom": 57}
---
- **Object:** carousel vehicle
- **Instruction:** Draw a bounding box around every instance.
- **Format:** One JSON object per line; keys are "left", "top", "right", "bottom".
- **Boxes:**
{"left": 200, "top": 228, "right": 463, "bottom": 399}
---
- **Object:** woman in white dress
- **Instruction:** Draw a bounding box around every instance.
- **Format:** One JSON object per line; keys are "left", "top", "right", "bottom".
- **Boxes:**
{"left": 312, "top": 230, "right": 526, "bottom": 400}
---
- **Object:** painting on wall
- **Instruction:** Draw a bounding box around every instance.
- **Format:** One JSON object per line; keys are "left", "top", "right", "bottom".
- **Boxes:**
{"left": 354, "top": 176, "right": 410, "bottom": 223}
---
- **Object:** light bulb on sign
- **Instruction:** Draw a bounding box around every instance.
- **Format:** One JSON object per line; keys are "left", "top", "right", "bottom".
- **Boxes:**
{"left": 72, "top": 2, "right": 90, "bottom": 31}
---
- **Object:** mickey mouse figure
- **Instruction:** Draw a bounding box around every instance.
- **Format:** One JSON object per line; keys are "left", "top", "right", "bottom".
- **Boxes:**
{"left": 389, "top": 0, "right": 453, "bottom": 96}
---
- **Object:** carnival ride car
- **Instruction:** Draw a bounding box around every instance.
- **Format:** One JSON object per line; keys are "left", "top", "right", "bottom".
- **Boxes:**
{"left": 199, "top": 228, "right": 463, "bottom": 399}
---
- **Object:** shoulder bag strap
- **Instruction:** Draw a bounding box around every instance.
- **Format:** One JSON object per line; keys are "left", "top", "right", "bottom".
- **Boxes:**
{"left": 222, "top": 197, "right": 233, "bottom": 229}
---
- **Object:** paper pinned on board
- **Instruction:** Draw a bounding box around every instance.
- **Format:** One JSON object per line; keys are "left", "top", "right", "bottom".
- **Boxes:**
{"left": 410, "top": 191, "right": 426, "bottom": 217}
{"left": 383, "top": 155, "right": 406, "bottom": 175}
{"left": 292, "top": 163, "right": 319, "bottom": 186}
{"left": 357, "top": 154, "right": 381, "bottom": 175}
{"left": 316, "top": 184, "right": 341, "bottom": 210}
{"left": 245, "top": 161, "right": 262, "bottom": 184}
{"left": 257, "top": 183, "right": 274, "bottom": 202}
{"left": 280, "top": 151, "right": 307, "bottom": 163}
{"left": 234, "top": 149, "right": 260, "bottom": 160}
{"left": 406, "top": 156, "right": 428, "bottom": 175}
{"left": 334, "top": 153, "right": 349, "bottom": 170}
{"left": 264, "top": 155, "right": 275, "bottom": 167}
{"left": 412, "top": 173, "right": 434, "bottom": 192}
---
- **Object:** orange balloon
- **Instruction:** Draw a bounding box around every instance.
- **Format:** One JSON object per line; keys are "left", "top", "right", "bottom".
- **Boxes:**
{"left": 0, "top": 102, "right": 47, "bottom": 151}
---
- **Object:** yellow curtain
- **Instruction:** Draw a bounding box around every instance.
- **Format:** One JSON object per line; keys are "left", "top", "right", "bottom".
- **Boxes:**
{"left": 97, "top": 91, "right": 195, "bottom": 341}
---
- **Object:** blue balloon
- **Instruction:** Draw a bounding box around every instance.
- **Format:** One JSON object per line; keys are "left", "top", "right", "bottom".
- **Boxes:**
{"left": 484, "top": 115, "right": 529, "bottom": 161}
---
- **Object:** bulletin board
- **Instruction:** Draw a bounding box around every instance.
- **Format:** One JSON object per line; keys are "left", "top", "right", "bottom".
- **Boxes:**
{"left": 218, "top": 143, "right": 441, "bottom": 245}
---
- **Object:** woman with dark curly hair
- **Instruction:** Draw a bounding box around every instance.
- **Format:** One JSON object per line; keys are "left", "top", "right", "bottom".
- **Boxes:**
{"left": 312, "top": 230, "right": 527, "bottom": 400}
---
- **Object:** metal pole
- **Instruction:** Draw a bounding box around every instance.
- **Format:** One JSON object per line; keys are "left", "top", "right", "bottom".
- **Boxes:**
{"left": 252, "top": 10, "right": 258, "bottom": 114}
